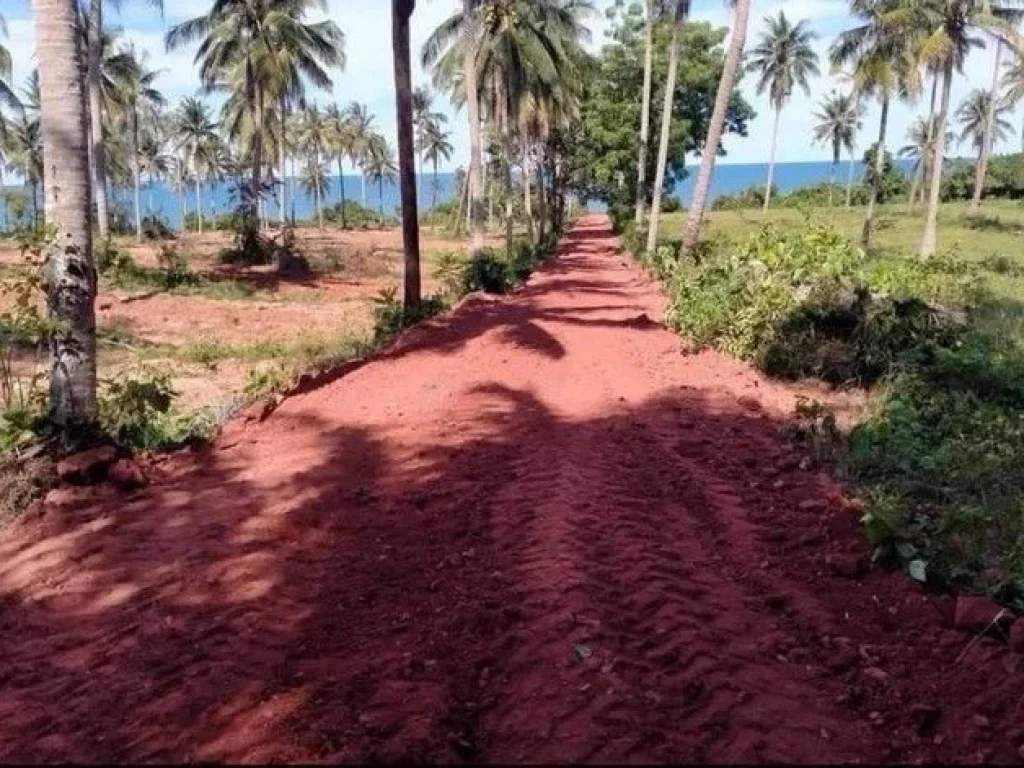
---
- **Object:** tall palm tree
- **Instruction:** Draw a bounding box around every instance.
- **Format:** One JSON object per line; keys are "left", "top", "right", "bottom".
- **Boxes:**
{"left": 36, "top": 0, "right": 97, "bottom": 425}
{"left": 174, "top": 96, "right": 218, "bottom": 234}
{"left": 167, "top": 0, "right": 344, "bottom": 229}
{"left": 107, "top": 44, "right": 166, "bottom": 240}
{"left": 898, "top": 0, "right": 1018, "bottom": 257}
{"left": 325, "top": 104, "right": 354, "bottom": 226}
{"left": 394, "top": 0, "right": 422, "bottom": 311}
{"left": 957, "top": 87, "right": 1013, "bottom": 164}
{"left": 645, "top": 0, "right": 689, "bottom": 256}
{"left": 345, "top": 102, "right": 376, "bottom": 209}
{"left": 1001, "top": 48, "right": 1024, "bottom": 152}
{"left": 747, "top": 11, "right": 820, "bottom": 215}
{"left": 0, "top": 12, "right": 22, "bottom": 230}
{"left": 364, "top": 134, "right": 398, "bottom": 221}
{"left": 810, "top": 91, "right": 861, "bottom": 206}
{"left": 422, "top": 0, "right": 487, "bottom": 255}
{"left": 634, "top": 0, "right": 656, "bottom": 227}
{"left": 420, "top": 120, "right": 454, "bottom": 209}
{"left": 681, "top": 0, "right": 751, "bottom": 257}
{"left": 298, "top": 104, "right": 330, "bottom": 228}
{"left": 900, "top": 114, "right": 953, "bottom": 200}
{"left": 831, "top": 0, "right": 920, "bottom": 247}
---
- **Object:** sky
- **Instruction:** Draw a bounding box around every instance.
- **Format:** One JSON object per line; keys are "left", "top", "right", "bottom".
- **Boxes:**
{"left": 2, "top": 0, "right": 1020, "bottom": 173}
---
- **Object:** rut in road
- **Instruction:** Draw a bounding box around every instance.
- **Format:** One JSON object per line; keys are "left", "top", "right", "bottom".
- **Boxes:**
{"left": 0, "top": 216, "right": 1022, "bottom": 764}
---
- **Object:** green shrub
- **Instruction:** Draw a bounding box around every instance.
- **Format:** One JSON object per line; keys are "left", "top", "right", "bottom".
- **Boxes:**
{"left": 99, "top": 369, "right": 215, "bottom": 452}
{"left": 372, "top": 288, "right": 448, "bottom": 344}
{"left": 463, "top": 248, "right": 513, "bottom": 294}
{"left": 433, "top": 250, "right": 469, "bottom": 299}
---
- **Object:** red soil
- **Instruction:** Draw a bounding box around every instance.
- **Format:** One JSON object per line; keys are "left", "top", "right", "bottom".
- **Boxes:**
{"left": 0, "top": 216, "right": 1022, "bottom": 763}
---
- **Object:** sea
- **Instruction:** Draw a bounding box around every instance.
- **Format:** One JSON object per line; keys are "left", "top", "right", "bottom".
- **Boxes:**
{"left": 0, "top": 160, "right": 906, "bottom": 232}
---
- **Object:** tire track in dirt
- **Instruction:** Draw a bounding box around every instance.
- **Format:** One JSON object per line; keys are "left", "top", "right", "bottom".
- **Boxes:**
{"left": 0, "top": 216, "right": 1021, "bottom": 763}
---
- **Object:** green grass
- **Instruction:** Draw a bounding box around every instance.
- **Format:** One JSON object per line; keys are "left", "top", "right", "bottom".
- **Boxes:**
{"left": 164, "top": 333, "right": 372, "bottom": 367}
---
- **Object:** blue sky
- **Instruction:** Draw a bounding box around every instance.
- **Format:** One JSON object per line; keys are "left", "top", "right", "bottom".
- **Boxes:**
{"left": 2, "top": 0, "right": 1018, "bottom": 172}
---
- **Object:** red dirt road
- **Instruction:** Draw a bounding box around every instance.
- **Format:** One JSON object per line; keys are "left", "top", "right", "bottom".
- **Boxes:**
{"left": 1, "top": 216, "right": 1022, "bottom": 763}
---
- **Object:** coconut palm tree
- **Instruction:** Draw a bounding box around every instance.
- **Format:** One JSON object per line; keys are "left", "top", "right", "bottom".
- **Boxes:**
{"left": 364, "top": 133, "right": 398, "bottom": 222}
{"left": 810, "top": 90, "right": 862, "bottom": 206}
{"left": 167, "top": 0, "right": 344, "bottom": 230}
{"left": 345, "top": 102, "right": 376, "bottom": 209}
{"left": 298, "top": 104, "right": 330, "bottom": 228}
{"left": 1001, "top": 48, "right": 1024, "bottom": 152}
{"left": 644, "top": 0, "right": 689, "bottom": 256}
{"left": 831, "top": 0, "right": 921, "bottom": 247}
{"left": 325, "top": 104, "right": 354, "bottom": 226}
{"left": 394, "top": 0, "right": 422, "bottom": 310}
{"left": 300, "top": 155, "right": 328, "bottom": 228}
{"left": 680, "top": 0, "right": 751, "bottom": 258}
{"left": 900, "top": 114, "right": 953, "bottom": 202}
{"left": 747, "top": 11, "right": 820, "bottom": 215}
{"left": 35, "top": 0, "right": 97, "bottom": 424}
{"left": 0, "top": 12, "right": 18, "bottom": 119}
{"left": 957, "top": 88, "right": 1013, "bottom": 164}
{"left": 893, "top": 0, "right": 1020, "bottom": 257}
{"left": 174, "top": 96, "right": 218, "bottom": 234}
{"left": 107, "top": 44, "right": 166, "bottom": 240}
{"left": 635, "top": 0, "right": 657, "bottom": 227}
{"left": 420, "top": 121, "right": 454, "bottom": 209}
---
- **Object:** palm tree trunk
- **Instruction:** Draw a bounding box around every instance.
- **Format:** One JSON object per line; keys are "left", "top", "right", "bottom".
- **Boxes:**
{"left": 361, "top": 171, "right": 367, "bottom": 208}
{"left": 315, "top": 174, "right": 324, "bottom": 229}
{"left": 393, "top": 0, "right": 421, "bottom": 310}
{"left": 379, "top": 179, "right": 385, "bottom": 219}
{"left": 465, "top": 0, "right": 486, "bottom": 256}
{"left": 279, "top": 101, "right": 288, "bottom": 226}
{"left": 432, "top": 158, "right": 439, "bottom": 209}
{"left": 862, "top": 93, "right": 889, "bottom": 248}
{"left": 37, "top": 0, "right": 97, "bottom": 424}
{"left": 634, "top": 0, "right": 655, "bottom": 227}
{"left": 680, "top": 0, "right": 749, "bottom": 257}
{"left": 920, "top": 60, "right": 953, "bottom": 259}
{"left": 523, "top": 143, "right": 535, "bottom": 246}
{"left": 909, "top": 74, "right": 938, "bottom": 213}
{"left": 828, "top": 145, "right": 837, "bottom": 207}
{"left": 762, "top": 106, "right": 781, "bottom": 215}
{"left": 132, "top": 111, "right": 143, "bottom": 242}
{"left": 536, "top": 159, "right": 547, "bottom": 244}
{"left": 645, "top": 0, "right": 688, "bottom": 256}
{"left": 195, "top": 169, "right": 203, "bottom": 235}
{"left": 250, "top": 76, "right": 264, "bottom": 227}
{"left": 970, "top": 37, "right": 1003, "bottom": 214}
{"left": 455, "top": 171, "right": 468, "bottom": 234}
{"left": 178, "top": 183, "right": 186, "bottom": 233}
{"left": 337, "top": 155, "right": 347, "bottom": 228}
{"left": 87, "top": 0, "right": 110, "bottom": 240}
{"left": 846, "top": 145, "right": 856, "bottom": 208}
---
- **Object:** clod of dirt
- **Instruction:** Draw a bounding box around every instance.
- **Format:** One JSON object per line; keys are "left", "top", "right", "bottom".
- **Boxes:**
{"left": 737, "top": 395, "right": 762, "bottom": 413}
{"left": 910, "top": 704, "right": 941, "bottom": 736}
{"left": 1009, "top": 619, "right": 1024, "bottom": 654}
{"left": 56, "top": 446, "right": 117, "bottom": 485}
{"left": 953, "top": 596, "right": 1012, "bottom": 634}
{"left": 109, "top": 459, "right": 148, "bottom": 492}
{"left": 826, "top": 553, "right": 867, "bottom": 579}
{"left": 861, "top": 666, "right": 889, "bottom": 685}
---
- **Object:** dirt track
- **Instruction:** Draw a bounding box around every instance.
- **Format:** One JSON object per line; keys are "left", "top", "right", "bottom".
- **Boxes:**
{"left": 0, "top": 216, "right": 1022, "bottom": 763}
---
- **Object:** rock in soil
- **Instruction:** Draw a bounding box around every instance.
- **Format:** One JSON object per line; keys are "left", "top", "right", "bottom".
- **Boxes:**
{"left": 826, "top": 553, "right": 867, "bottom": 579}
{"left": 1009, "top": 619, "right": 1024, "bottom": 654}
{"left": 108, "top": 459, "right": 148, "bottom": 492}
{"left": 953, "top": 596, "right": 1011, "bottom": 634}
{"left": 57, "top": 446, "right": 117, "bottom": 485}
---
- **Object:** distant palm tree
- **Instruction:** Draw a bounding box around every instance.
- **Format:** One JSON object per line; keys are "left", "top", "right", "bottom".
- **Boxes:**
{"left": 364, "top": 134, "right": 398, "bottom": 222}
{"left": 957, "top": 88, "right": 1013, "bottom": 160}
{"left": 747, "top": 11, "right": 820, "bottom": 214}
{"left": 345, "top": 102, "right": 376, "bottom": 208}
{"left": 1001, "top": 49, "right": 1024, "bottom": 152}
{"left": 899, "top": 115, "right": 953, "bottom": 202}
{"left": 419, "top": 121, "right": 454, "bottom": 209}
{"left": 325, "top": 104, "right": 355, "bottom": 227}
{"left": 681, "top": 0, "right": 751, "bottom": 258}
{"left": 831, "top": 0, "right": 920, "bottom": 247}
{"left": 174, "top": 96, "right": 218, "bottom": 234}
{"left": 811, "top": 90, "right": 862, "bottom": 206}
{"left": 300, "top": 155, "right": 328, "bottom": 228}
{"left": 298, "top": 104, "right": 330, "bottom": 228}
{"left": 36, "top": 0, "right": 97, "bottom": 424}
{"left": 0, "top": 11, "right": 22, "bottom": 228}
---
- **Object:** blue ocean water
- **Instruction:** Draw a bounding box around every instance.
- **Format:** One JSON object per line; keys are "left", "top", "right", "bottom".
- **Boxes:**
{"left": 0, "top": 160, "right": 912, "bottom": 231}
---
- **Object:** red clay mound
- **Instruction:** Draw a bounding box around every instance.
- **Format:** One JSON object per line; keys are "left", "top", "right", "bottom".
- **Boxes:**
{"left": 0, "top": 216, "right": 1021, "bottom": 763}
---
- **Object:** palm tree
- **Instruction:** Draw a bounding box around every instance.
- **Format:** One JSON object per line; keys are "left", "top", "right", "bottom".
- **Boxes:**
{"left": 634, "top": 0, "right": 656, "bottom": 227}
{"left": 420, "top": 121, "right": 454, "bottom": 209}
{"left": 680, "top": 0, "right": 751, "bottom": 258}
{"left": 831, "top": 0, "right": 920, "bottom": 247}
{"left": 298, "top": 104, "right": 330, "bottom": 228}
{"left": 900, "top": 115, "right": 953, "bottom": 202}
{"left": 0, "top": 11, "right": 22, "bottom": 230}
{"left": 174, "top": 96, "right": 218, "bottom": 234}
{"left": 898, "top": 0, "right": 1019, "bottom": 257}
{"left": 957, "top": 88, "right": 1013, "bottom": 170}
{"left": 345, "top": 102, "right": 376, "bottom": 209}
{"left": 810, "top": 91, "right": 861, "bottom": 207}
{"left": 36, "top": 0, "right": 97, "bottom": 425}
{"left": 1001, "top": 48, "right": 1024, "bottom": 152}
{"left": 747, "top": 11, "right": 820, "bottom": 215}
{"left": 107, "top": 44, "right": 166, "bottom": 240}
{"left": 644, "top": 0, "right": 689, "bottom": 255}
{"left": 422, "top": 0, "right": 487, "bottom": 255}
{"left": 394, "top": 0, "right": 422, "bottom": 311}
{"left": 364, "top": 134, "right": 398, "bottom": 222}
{"left": 300, "top": 156, "right": 328, "bottom": 227}
{"left": 325, "top": 104, "right": 354, "bottom": 226}
{"left": 167, "top": 0, "right": 344, "bottom": 230}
